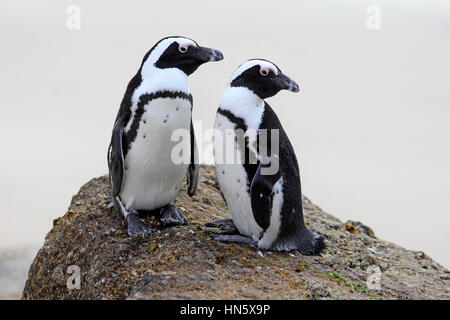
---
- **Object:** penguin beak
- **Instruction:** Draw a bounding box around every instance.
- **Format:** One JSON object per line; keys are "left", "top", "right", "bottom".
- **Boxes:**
{"left": 276, "top": 74, "right": 299, "bottom": 93}
{"left": 195, "top": 46, "right": 224, "bottom": 63}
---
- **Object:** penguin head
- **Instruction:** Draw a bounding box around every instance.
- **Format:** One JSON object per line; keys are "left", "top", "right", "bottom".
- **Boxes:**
{"left": 229, "top": 59, "right": 299, "bottom": 99}
{"left": 140, "top": 36, "right": 223, "bottom": 76}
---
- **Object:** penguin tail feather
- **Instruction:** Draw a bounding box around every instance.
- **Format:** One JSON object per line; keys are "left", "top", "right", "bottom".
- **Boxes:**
{"left": 298, "top": 229, "right": 326, "bottom": 256}
{"left": 310, "top": 233, "right": 326, "bottom": 255}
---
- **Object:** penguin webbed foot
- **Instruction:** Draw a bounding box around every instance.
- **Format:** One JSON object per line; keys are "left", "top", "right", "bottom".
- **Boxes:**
{"left": 127, "top": 211, "right": 156, "bottom": 237}
{"left": 205, "top": 218, "right": 237, "bottom": 234}
{"left": 210, "top": 234, "right": 257, "bottom": 246}
{"left": 160, "top": 203, "right": 188, "bottom": 227}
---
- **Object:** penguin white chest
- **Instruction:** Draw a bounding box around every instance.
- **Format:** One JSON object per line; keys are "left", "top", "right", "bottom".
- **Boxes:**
{"left": 213, "top": 113, "right": 263, "bottom": 241}
{"left": 120, "top": 97, "right": 192, "bottom": 210}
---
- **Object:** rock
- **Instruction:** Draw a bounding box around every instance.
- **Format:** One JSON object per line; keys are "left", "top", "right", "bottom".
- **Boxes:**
{"left": 22, "top": 166, "right": 449, "bottom": 300}
{"left": 51, "top": 266, "right": 64, "bottom": 282}
{"left": 346, "top": 220, "right": 376, "bottom": 238}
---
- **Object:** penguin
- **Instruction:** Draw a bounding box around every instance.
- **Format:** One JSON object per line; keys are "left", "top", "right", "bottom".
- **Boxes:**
{"left": 108, "top": 36, "right": 223, "bottom": 237}
{"left": 206, "top": 59, "right": 325, "bottom": 255}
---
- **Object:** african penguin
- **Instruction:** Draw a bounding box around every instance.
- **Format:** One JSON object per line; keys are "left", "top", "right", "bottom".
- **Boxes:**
{"left": 108, "top": 36, "right": 223, "bottom": 237}
{"left": 206, "top": 59, "right": 325, "bottom": 255}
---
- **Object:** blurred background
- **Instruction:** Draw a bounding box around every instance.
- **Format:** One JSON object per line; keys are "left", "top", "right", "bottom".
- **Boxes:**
{"left": 0, "top": 0, "right": 449, "bottom": 298}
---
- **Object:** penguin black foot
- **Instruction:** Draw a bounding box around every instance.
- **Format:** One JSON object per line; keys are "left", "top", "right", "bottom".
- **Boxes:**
{"left": 210, "top": 234, "right": 257, "bottom": 246}
{"left": 127, "top": 211, "right": 156, "bottom": 237}
{"left": 160, "top": 203, "right": 188, "bottom": 227}
{"left": 205, "top": 219, "right": 237, "bottom": 234}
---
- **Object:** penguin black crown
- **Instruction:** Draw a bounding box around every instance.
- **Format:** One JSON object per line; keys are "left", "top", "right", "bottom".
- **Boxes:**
{"left": 207, "top": 59, "right": 326, "bottom": 255}
{"left": 108, "top": 36, "right": 223, "bottom": 237}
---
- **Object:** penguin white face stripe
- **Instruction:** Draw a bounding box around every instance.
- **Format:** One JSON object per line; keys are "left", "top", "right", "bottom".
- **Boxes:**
{"left": 139, "top": 37, "right": 198, "bottom": 84}
{"left": 229, "top": 59, "right": 279, "bottom": 84}
{"left": 145, "top": 37, "right": 197, "bottom": 66}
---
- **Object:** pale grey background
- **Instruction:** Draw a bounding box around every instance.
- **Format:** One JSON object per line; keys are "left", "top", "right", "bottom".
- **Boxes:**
{"left": 0, "top": 0, "right": 449, "bottom": 296}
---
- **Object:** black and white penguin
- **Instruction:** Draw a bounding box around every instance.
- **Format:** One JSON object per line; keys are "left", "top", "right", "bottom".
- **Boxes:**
{"left": 206, "top": 59, "right": 325, "bottom": 255}
{"left": 108, "top": 36, "right": 223, "bottom": 237}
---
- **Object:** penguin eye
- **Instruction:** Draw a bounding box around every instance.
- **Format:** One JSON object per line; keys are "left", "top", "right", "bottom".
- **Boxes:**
{"left": 179, "top": 45, "right": 188, "bottom": 53}
{"left": 260, "top": 68, "right": 269, "bottom": 76}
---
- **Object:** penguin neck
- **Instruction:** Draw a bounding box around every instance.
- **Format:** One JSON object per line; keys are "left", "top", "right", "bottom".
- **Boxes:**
{"left": 219, "top": 86, "right": 265, "bottom": 130}
{"left": 137, "top": 64, "right": 190, "bottom": 98}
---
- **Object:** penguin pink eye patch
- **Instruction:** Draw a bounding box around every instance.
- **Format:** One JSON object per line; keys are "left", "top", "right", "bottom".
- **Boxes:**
{"left": 260, "top": 67, "right": 277, "bottom": 76}
{"left": 179, "top": 43, "right": 196, "bottom": 53}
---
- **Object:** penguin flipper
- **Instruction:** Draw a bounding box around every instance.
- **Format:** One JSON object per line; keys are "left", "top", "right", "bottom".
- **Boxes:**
{"left": 250, "top": 164, "right": 282, "bottom": 230}
{"left": 187, "top": 120, "right": 199, "bottom": 196}
{"left": 108, "top": 119, "right": 125, "bottom": 197}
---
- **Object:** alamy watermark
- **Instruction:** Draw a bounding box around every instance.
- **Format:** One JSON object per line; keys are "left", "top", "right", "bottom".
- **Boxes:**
{"left": 66, "top": 265, "right": 81, "bottom": 290}
{"left": 66, "top": 5, "right": 81, "bottom": 30}
{"left": 171, "top": 123, "right": 280, "bottom": 175}
{"left": 366, "top": 265, "right": 382, "bottom": 290}
{"left": 366, "top": 5, "right": 381, "bottom": 30}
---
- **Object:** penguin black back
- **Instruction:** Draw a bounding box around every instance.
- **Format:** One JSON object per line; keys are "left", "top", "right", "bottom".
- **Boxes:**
{"left": 259, "top": 103, "right": 325, "bottom": 255}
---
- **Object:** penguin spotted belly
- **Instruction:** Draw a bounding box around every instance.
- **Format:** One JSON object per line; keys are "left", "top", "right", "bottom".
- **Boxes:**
{"left": 120, "top": 97, "right": 191, "bottom": 210}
